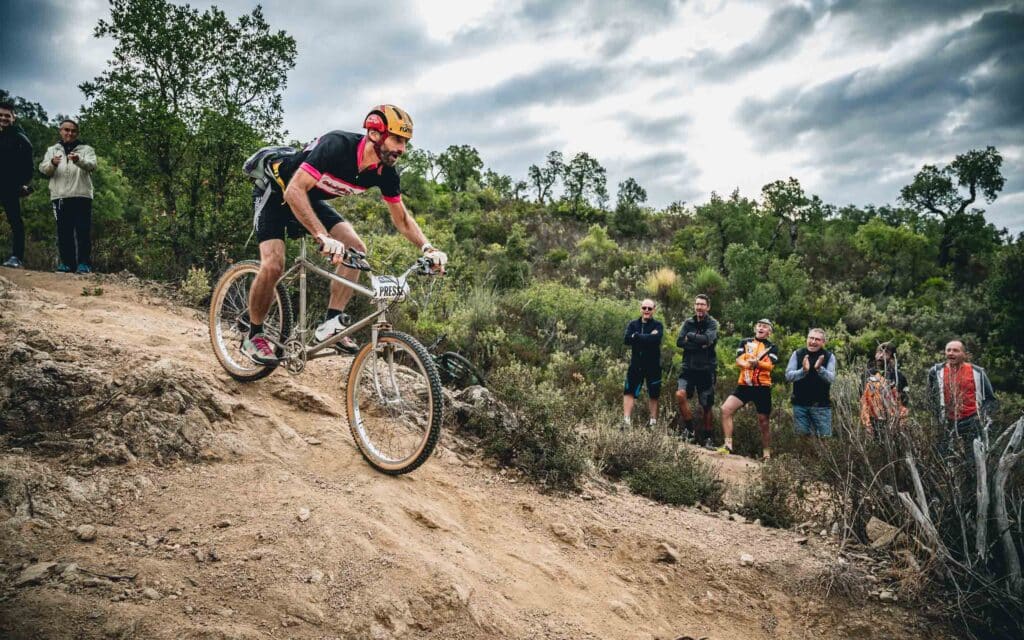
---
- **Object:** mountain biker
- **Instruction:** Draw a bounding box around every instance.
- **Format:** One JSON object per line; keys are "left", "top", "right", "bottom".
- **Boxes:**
{"left": 242, "top": 105, "right": 447, "bottom": 364}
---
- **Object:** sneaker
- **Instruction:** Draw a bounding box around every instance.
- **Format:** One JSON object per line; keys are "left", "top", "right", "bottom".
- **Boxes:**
{"left": 314, "top": 314, "right": 358, "bottom": 352}
{"left": 2, "top": 256, "right": 24, "bottom": 268}
{"left": 76, "top": 263, "right": 92, "bottom": 274}
{"left": 56, "top": 263, "right": 72, "bottom": 273}
{"left": 242, "top": 333, "right": 278, "bottom": 364}
{"left": 716, "top": 445, "right": 733, "bottom": 455}
{"left": 702, "top": 438, "right": 717, "bottom": 451}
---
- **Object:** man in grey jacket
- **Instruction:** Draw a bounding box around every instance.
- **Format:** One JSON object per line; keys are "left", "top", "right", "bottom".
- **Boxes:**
{"left": 927, "top": 340, "right": 998, "bottom": 451}
{"left": 39, "top": 119, "right": 97, "bottom": 274}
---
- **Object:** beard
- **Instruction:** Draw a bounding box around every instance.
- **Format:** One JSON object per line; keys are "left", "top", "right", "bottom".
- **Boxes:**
{"left": 380, "top": 149, "right": 402, "bottom": 166}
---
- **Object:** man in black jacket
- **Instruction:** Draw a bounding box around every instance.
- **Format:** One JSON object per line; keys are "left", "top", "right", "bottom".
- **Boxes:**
{"left": 0, "top": 101, "right": 34, "bottom": 269}
{"left": 675, "top": 294, "right": 719, "bottom": 445}
{"left": 623, "top": 298, "right": 664, "bottom": 427}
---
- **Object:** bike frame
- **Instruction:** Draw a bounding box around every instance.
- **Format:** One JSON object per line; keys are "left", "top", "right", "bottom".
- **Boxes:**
{"left": 275, "top": 238, "right": 418, "bottom": 363}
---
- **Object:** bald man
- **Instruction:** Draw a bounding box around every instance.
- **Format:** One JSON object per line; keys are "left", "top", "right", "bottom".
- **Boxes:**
{"left": 927, "top": 340, "right": 998, "bottom": 449}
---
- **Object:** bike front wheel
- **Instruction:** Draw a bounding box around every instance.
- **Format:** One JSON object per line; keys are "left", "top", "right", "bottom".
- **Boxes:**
{"left": 346, "top": 331, "right": 443, "bottom": 475}
{"left": 209, "top": 260, "right": 293, "bottom": 382}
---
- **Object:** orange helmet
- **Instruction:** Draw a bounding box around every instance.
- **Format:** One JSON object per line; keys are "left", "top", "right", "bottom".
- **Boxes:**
{"left": 363, "top": 104, "right": 413, "bottom": 140}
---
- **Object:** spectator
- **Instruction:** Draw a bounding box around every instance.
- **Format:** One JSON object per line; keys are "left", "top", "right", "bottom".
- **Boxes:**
{"left": 720, "top": 319, "right": 779, "bottom": 459}
{"left": 785, "top": 328, "right": 837, "bottom": 439}
{"left": 928, "top": 340, "right": 998, "bottom": 450}
{"left": 622, "top": 298, "right": 663, "bottom": 427}
{"left": 39, "top": 118, "right": 96, "bottom": 274}
{"left": 859, "top": 342, "right": 909, "bottom": 438}
{"left": 674, "top": 294, "right": 719, "bottom": 445}
{"left": 0, "top": 101, "right": 33, "bottom": 269}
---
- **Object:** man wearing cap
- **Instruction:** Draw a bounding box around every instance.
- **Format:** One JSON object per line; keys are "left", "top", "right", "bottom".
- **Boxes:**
{"left": 785, "top": 327, "right": 837, "bottom": 438}
{"left": 719, "top": 319, "right": 779, "bottom": 458}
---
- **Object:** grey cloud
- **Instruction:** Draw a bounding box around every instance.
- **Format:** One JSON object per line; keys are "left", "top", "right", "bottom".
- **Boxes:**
{"left": 697, "top": 5, "right": 816, "bottom": 81}
{"left": 825, "top": 0, "right": 1007, "bottom": 45}
{"left": 736, "top": 6, "right": 1023, "bottom": 224}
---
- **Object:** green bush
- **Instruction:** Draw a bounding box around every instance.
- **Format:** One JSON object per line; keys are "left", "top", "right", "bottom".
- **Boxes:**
{"left": 483, "top": 360, "right": 590, "bottom": 489}
{"left": 625, "top": 448, "right": 725, "bottom": 508}
{"left": 739, "top": 455, "right": 807, "bottom": 528}
{"left": 179, "top": 266, "right": 211, "bottom": 308}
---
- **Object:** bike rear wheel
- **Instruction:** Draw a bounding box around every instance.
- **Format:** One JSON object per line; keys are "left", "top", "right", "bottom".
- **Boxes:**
{"left": 209, "top": 260, "right": 293, "bottom": 382}
{"left": 435, "top": 351, "right": 486, "bottom": 389}
{"left": 346, "top": 331, "right": 442, "bottom": 475}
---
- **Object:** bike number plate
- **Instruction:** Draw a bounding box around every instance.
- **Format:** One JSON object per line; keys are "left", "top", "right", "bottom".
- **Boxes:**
{"left": 370, "top": 275, "right": 409, "bottom": 301}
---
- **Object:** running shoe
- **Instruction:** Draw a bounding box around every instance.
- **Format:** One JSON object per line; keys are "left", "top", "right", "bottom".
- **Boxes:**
{"left": 242, "top": 333, "right": 278, "bottom": 364}
{"left": 2, "top": 256, "right": 23, "bottom": 268}
{"left": 716, "top": 445, "right": 734, "bottom": 455}
{"left": 314, "top": 314, "right": 358, "bottom": 352}
{"left": 76, "top": 263, "right": 92, "bottom": 274}
{"left": 56, "top": 263, "right": 72, "bottom": 273}
{"left": 702, "top": 438, "right": 718, "bottom": 451}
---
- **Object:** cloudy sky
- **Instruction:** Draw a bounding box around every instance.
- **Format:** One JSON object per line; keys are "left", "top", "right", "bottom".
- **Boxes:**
{"left": 3, "top": 0, "right": 1022, "bottom": 230}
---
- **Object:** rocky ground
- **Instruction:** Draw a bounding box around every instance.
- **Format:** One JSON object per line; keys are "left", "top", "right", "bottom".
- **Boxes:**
{"left": 0, "top": 270, "right": 953, "bottom": 639}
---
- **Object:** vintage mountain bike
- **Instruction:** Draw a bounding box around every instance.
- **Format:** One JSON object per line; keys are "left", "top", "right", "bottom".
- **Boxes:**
{"left": 208, "top": 238, "right": 443, "bottom": 475}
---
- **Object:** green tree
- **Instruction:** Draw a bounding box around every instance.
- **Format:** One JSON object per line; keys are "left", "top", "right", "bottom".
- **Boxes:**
{"left": 527, "top": 151, "right": 564, "bottom": 204}
{"left": 609, "top": 177, "right": 647, "bottom": 237}
{"left": 437, "top": 144, "right": 483, "bottom": 192}
{"left": 852, "top": 218, "right": 935, "bottom": 295}
{"left": 562, "top": 152, "right": 607, "bottom": 217}
{"left": 899, "top": 146, "right": 1005, "bottom": 269}
{"left": 482, "top": 169, "right": 514, "bottom": 200}
{"left": 695, "top": 189, "right": 759, "bottom": 272}
{"left": 79, "top": 0, "right": 296, "bottom": 272}
{"left": 761, "top": 177, "right": 810, "bottom": 251}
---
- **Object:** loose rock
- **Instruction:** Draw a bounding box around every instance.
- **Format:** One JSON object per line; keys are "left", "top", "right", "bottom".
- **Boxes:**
{"left": 15, "top": 562, "right": 58, "bottom": 587}
{"left": 74, "top": 524, "right": 97, "bottom": 541}
{"left": 739, "top": 553, "right": 755, "bottom": 567}
{"left": 657, "top": 543, "right": 680, "bottom": 564}
{"left": 297, "top": 507, "right": 311, "bottom": 522}
{"left": 143, "top": 587, "right": 161, "bottom": 600}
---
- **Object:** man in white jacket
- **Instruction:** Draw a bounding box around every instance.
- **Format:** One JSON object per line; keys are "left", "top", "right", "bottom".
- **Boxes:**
{"left": 39, "top": 119, "right": 97, "bottom": 274}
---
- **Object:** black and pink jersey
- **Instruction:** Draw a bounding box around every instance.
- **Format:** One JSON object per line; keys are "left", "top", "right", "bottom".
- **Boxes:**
{"left": 277, "top": 130, "right": 401, "bottom": 203}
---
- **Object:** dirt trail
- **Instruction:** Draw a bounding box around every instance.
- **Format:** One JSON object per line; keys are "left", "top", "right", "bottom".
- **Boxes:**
{"left": 0, "top": 270, "right": 948, "bottom": 639}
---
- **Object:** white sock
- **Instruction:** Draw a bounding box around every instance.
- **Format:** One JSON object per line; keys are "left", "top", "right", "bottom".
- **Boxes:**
{"left": 725, "top": 437, "right": 733, "bottom": 450}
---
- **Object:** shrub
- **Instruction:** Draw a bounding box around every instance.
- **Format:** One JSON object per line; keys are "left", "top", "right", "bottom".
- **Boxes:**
{"left": 739, "top": 455, "right": 807, "bottom": 528}
{"left": 180, "top": 266, "right": 210, "bottom": 308}
{"left": 483, "top": 360, "right": 590, "bottom": 489}
{"left": 625, "top": 448, "right": 725, "bottom": 508}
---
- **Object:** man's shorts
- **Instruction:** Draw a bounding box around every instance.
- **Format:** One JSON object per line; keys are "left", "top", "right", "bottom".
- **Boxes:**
{"left": 729, "top": 386, "right": 772, "bottom": 416}
{"left": 677, "top": 369, "right": 716, "bottom": 408}
{"left": 793, "top": 405, "right": 832, "bottom": 437}
{"left": 624, "top": 365, "right": 661, "bottom": 400}
{"left": 253, "top": 185, "right": 345, "bottom": 243}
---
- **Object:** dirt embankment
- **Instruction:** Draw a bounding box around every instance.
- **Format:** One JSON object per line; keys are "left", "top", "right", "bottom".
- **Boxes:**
{"left": 0, "top": 271, "right": 950, "bottom": 639}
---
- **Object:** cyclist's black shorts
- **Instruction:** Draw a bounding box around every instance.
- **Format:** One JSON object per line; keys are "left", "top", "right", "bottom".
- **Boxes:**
{"left": 729, "top": 385, "right": 772, "bottom": 416}
{"left": 624, "top": 364, "right": 661, "bottom": 399}
{"left": 677, "top": 369, "right": 716, "bottom": 408}
{"left": 253, "top": 185, "right": 345, "bottom": 243}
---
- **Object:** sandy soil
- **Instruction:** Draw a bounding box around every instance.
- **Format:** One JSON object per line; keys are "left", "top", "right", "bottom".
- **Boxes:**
{"left": 0, "top": 270, "right": 952, "bottom": 639}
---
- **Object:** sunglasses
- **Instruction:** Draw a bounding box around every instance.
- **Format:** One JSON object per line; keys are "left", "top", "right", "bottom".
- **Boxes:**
{"left": 641, "top": 306, "right": 654, "bottom": 311}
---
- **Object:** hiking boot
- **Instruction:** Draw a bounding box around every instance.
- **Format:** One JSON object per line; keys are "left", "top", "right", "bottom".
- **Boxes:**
{"left": 2, "top": 256, "right": 23, "bottom": 268}
{"left": 242, "top": 333, "right": 278, "bottom": 365}
{"left": 56, "top": 263, "right": 72, "bottom": 273}
{"left": 314, "top": 314, "right": 358, "bottom": 352}
{"left": 76, "top": 263, "right": 92, "bottom": 274}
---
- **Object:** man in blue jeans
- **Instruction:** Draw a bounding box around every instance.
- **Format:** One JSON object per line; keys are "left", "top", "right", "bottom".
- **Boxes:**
{"left": 785, "top": 328, "right": 837, "bottom": 437}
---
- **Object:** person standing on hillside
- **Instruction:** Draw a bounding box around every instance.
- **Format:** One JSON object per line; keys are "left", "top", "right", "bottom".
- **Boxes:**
{"left": 927, "top": 340, "right": 998, "bottom": 452}
{"left": 0, "top": 101, "right": 34, "bottom": 269}
{"left": 674, "top": 293, "right": 719, "bottom": 445}
{"left": 785, "top": 328, "right": 837, "bottom": 438}
{"left": 719, "top": 319, "right": 779, "bottom": 458}
{"left": 39, "top": 119, "right": 97, "bottom": 274}
{"left": 623, "top": 298, "right": 664, "bottom": 427}
{"left": 860, "top": 342, "right": 909, "bottom": 438}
